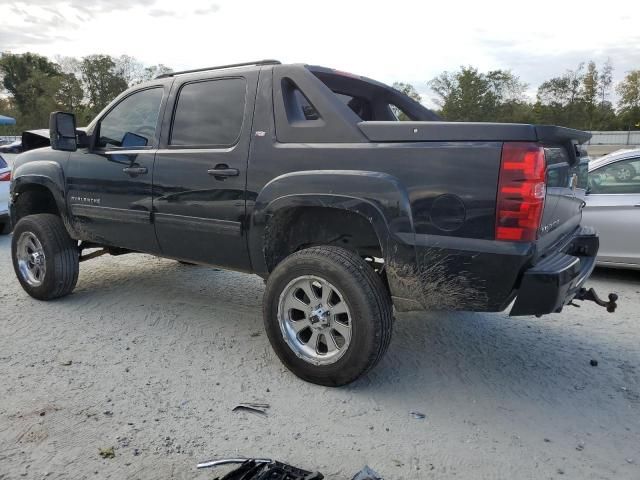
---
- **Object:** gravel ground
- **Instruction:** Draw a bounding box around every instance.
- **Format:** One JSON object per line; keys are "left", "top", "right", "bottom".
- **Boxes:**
{"left": 0, "top": 234, "right": 639, "bottom": 480}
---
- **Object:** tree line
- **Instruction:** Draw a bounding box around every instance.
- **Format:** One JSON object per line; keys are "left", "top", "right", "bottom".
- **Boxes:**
{"left": 395, "top": 60, "right": 639, "bottom": 131}
{"left": 0, "top": 52, "right": 171, "bottom": 133}
{"left": 1, "top": 52, "right": 639, "bottom": 134}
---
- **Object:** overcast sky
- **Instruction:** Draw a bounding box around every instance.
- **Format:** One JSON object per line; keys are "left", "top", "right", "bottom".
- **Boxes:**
{"left": 1, "top": 0, "right": 638, "bottom": 105}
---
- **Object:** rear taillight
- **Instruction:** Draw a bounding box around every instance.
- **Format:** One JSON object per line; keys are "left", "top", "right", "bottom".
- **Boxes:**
{"left": 0, "top": 171, "right": 10, "bottom": 182}
{"left": 495, "top": 142, "right": 546, "bottom": 242}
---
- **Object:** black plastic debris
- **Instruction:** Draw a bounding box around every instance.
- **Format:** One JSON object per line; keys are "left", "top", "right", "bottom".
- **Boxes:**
{"left": 196, "top": 458, "right": 323, "bottom": 479}
{"left": 409, "top": 411, "right": 426, "bottom": 419}
{"left": 232, "top": 403, "right": 270, "bottom": 417}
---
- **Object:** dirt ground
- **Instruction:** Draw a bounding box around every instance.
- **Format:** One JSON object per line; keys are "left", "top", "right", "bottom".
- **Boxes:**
{"left": 0, "top": 234, "right": 639, "bottom": 480}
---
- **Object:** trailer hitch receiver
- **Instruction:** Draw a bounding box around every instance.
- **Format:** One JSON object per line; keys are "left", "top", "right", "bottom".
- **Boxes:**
{"left": 571, "top": 287, "right": 618, "bottom": 313}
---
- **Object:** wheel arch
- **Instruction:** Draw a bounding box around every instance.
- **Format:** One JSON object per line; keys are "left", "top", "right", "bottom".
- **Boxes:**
{"left": 10, "top": 161, "right": 71, "bottom": 231}
{"left": 249, "top": 170, "right": 419, "bottom": 303}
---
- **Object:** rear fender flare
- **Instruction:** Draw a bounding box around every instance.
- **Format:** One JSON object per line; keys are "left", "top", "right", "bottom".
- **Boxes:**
{"left": 249, "top": 170, "right": 417, "bottom": 299}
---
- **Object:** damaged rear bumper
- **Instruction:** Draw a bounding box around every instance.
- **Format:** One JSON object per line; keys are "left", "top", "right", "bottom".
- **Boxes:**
{"left": 510, "top": 226, "right": 601, "bottom": 316}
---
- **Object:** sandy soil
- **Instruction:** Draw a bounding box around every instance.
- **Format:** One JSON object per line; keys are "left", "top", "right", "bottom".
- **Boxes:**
{"left": 0, "top": 234, "right": 639, "bottom": 479}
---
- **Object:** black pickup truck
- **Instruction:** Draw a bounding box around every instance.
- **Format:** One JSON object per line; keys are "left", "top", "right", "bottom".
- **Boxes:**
{"left": 9, "top": 60, "right": 616, "bottom": 386}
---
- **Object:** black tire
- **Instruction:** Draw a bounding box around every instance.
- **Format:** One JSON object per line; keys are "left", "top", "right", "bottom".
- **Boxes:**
{"left": 263, "top": 246, "right": 393, "bottom": 386}
{"left": 11, "top": 214, "right": 79, "bottom": 300}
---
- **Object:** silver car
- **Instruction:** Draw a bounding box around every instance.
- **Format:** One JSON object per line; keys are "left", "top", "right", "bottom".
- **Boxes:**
{"left": 583, "top": 148, "right": 640, "bottom": 269}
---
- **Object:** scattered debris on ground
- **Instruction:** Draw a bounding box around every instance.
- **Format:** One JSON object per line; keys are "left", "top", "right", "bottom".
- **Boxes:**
{"left": 197, "top": 458, "right": 323, "bottom": 479}
{"left": 409, "top": 411, "right": 426, "bottom": 419}
{"left": 232, "top": 403, "right": 270, "bottom": 417}
{"left": 98, "top": 447, "right": 115, "bottom": 459}
{"left": 351, "top": 465, "right": 383, "bottom": 480}
{"left": 196, "top": 457, "right": 385, "bottom": 480}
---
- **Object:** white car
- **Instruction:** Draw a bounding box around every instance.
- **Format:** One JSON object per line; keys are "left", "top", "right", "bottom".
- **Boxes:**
{"left": 0, "top": 153, "right": 11, "bottom": 234}
{"left": 583, "top": 148, "right": 640, "bottom": 269}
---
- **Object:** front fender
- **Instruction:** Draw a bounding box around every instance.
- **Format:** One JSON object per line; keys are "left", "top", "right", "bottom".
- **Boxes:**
{"left": 10, "top": 159, "right": 71, "bottom": 230}
{"left": 249, "top": 170, "right": 419, "bottom": 303}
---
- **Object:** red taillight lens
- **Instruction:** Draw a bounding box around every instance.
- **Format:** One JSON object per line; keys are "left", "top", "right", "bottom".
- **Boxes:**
{"left": 0, "top": 171, "right": 10, "bottom": 182}
{"left": 495, "top": 142, "right": 546, "bottom": 242}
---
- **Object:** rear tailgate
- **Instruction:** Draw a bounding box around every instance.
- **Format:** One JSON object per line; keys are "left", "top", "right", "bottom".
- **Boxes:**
{"left": 535, "top": 126, "right": 591, "bottom": 254}
{"left": 357, "top": 121, "right": 591, "bottom": 252}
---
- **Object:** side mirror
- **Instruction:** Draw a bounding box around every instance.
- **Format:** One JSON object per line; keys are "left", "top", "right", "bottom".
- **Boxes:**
{"left": 49, "top": 111, "right": 77, "bottom": 151}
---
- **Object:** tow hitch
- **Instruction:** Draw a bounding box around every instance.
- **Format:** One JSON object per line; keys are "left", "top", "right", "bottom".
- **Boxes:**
{"left": 570, "top": 287, "right": 618, "bottom": 313}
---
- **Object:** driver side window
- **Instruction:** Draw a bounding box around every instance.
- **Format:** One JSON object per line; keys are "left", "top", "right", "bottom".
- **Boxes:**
{"left": 97, "top": 88, "right": 164, "bottom": 149}
{"left": 589, "top": 158, "right": 640, "bottom": 194}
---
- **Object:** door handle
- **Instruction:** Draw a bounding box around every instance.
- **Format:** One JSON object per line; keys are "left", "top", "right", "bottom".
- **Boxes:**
{"left": 634, "top": 204, "right": 640, "bottom": 208}
{"left": 208, "top": 165, "right": 239, "bottom": 178}
{"left": 123, "top": 166, "right": 148, "bottom": 175}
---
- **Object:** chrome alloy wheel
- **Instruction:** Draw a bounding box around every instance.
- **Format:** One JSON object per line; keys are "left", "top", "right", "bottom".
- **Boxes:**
{"left": 277, "top": 275, "right": 352, "bottom": 365}
{"left": 16, "top": 231, "right": 46, "bottom": 287}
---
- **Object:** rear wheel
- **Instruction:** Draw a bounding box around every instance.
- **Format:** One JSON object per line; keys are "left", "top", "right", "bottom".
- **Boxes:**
{"left": 11, "top": 214, "right": 79, "bottom": 300}
{"left": 263, "top": 246, "right": 393, "bottom": 386}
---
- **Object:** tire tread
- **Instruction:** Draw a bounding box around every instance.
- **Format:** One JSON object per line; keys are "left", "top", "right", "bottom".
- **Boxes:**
{"left": 12, "top": 214, "right": 79, "bottom": 300}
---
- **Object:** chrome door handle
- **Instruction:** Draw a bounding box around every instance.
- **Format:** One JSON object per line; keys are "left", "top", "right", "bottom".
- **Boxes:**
{"left": 123, "top": 166, "right": 147, "bottom": 175}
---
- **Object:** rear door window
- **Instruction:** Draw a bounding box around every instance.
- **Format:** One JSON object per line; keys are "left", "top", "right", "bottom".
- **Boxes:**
{"left": 170, "top": 78, "right": 246, "bottom": 147}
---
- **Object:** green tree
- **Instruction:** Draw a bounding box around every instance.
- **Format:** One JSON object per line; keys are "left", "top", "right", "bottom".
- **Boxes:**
{"left": 392, "top": 82, "right": 421, "bottom": 120}
{"left": 55, "top": 72, "right": 84, "bottom": 112}
{"left": 582, "top": 61, "right": 599, "bottom": 129}
{"left": 535, "top": 63, "right": 586, "bottom": 128}
{"left": 80, "top": 55, "right": 128, "bottom": 115}
{"left": 428, "top": 66, "right": 530, "bottom": 122}
{"left": 141, "top": 64, "right": 173, "bottom": 82}
{"left": 599, "top": 59, "right": 613, "bottom": 107}
{"left": 114, "top": 56, "right": 173, "bottom": 86}
{"left": 617, "top": 70, "right": 640, "bottom": 130}
{"left": 0, "top": 52, "right": 62, "bottom": 128}
{"left": 392, "top": 82, "right": 422, "bottom": 102}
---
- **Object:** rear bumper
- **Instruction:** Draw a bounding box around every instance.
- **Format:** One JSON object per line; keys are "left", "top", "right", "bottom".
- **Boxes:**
{"left": 510, "top": 226, "right": 598, "bottom": 316}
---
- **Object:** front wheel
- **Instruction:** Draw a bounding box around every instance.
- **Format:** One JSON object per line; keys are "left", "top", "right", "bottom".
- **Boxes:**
{"left": 11, "top": 214, "right": 79, "bottom": 300}
{"left": 263, "top": 246, "right": 393, "bottom": 386}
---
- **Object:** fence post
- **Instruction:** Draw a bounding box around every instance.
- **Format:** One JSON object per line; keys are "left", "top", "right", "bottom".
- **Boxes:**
{"left": 628, "top": 129, "right": 632, "bottom": 146}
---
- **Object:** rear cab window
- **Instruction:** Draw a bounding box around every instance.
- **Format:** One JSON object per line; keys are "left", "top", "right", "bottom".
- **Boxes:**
{"left": 170, "top": 78, "right": 247, "bottom": 147}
